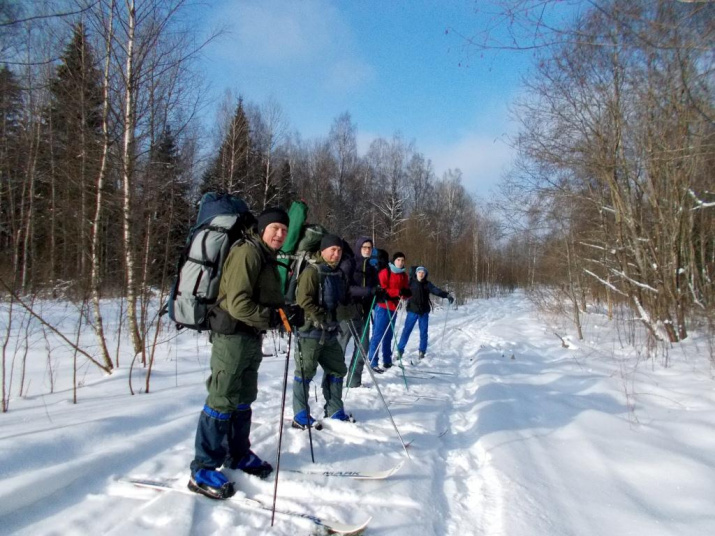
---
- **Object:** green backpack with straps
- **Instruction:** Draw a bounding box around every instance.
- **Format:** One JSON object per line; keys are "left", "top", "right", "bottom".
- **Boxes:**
{"left": 282, "top": 223, "right": 329, "bottom": 304}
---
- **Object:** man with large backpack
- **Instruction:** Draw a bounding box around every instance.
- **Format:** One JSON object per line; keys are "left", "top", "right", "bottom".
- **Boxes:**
{"left": 188, "top": 207, "right": 289, "bottom": 500}
{"left": 291, "top": 234, "right": 355, "bottom": 429}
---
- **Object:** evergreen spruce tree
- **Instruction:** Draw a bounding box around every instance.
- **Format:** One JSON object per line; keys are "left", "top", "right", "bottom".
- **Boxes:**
{"left": 275, "top": 159, "right": 296, "bottom": 208}
{"left": 145, "top": 126, "right": 191, "bottom": 286}
{"left": 0, "top": 66, "right": 23, "bottom": 261}
{"left": 41, "top": 23, "right": 104, "bottom": 290}
{"left": 201, "top": 99, "right": 254, "bottom": 204}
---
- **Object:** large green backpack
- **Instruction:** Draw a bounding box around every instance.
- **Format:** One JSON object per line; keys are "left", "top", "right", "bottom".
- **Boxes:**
{"left": 276, "top": 200, "right": 308, "bottom": 291}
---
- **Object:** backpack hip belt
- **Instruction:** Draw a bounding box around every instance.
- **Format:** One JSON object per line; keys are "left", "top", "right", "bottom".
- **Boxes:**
{"left": 208, "top": 306, "right": 263, "bottom": 337}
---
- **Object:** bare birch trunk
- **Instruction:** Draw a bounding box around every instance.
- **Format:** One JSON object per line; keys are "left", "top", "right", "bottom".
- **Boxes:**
{"left": 139, "top": 212, "right": 152, "bottom": 366}
{"left": 21, "top": 120, "right": 40, "bottom": 292}
{"left": 146, "top": 178, "right": 178, "bottom": 393}
{"left": 1, "top": 297, "right": 13, "bottom": 412}
{"left": 89, "top": 0, "right": 114, "bottom": 372}
{"left": 122, "top": 0, "right": 143, "bottom": 355}
{"left": 565, "top": 233, "right": 584, "bottom": 340}
{"left": 48, "top": 114, "right": 58, "bottom": 290}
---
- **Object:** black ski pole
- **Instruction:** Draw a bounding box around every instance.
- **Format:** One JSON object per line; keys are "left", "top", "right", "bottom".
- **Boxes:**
{"left": 345, "top": 294, "right": 377, "bottom": 394}
{"left": 296, "top": 337, "right": 316, "bottom": 463}
{"left": 271, "top": 309, "right": 293, "bottom": 526}
{"left": 347, "top": 322, "right": 411, "bottom": 459}
{"left": 385, "top": 298, "right": 409, "bottom": 389}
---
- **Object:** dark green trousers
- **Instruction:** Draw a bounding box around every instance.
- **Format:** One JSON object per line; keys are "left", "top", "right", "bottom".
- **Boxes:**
{"left": 292, "top": 336, "right": 347, "bottom": 418}
{"left": 190, "top": 332, "right": 262, "bottom": 473}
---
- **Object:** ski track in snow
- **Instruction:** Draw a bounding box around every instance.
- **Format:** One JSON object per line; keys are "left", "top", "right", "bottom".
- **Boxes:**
{"left": 2, "top": 293, "right": 715, "bottom": 535}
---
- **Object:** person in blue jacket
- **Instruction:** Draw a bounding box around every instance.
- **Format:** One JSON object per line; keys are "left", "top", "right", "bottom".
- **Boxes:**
{"left": 396, "top": 266, "right": 453, "bottom": 361}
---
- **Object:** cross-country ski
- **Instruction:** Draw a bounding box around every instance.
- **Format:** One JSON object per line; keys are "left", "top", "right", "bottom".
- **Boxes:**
{"left": 283, "top": 460, "right": 405, "bottom": 480}
{"left": 123, "top": 478, "right": 371, "bottom": 535}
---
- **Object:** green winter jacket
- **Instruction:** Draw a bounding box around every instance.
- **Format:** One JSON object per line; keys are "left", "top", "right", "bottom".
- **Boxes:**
{"left": 218, "top": 231, "right": 285, "bottom": 331}
{"left": 296, "top": 253, "right": 350, "bottom": 334}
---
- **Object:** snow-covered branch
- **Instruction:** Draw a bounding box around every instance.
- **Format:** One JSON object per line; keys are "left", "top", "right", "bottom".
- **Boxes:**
{"left": 578, "top": 242, "right": 607, "bottom": 252}
{"left": 609, "top": 269, "right": 659, "bottom": 293}
{"left": 688, "top": 189, "right": 715, "bottom": 211}
{"left": 583, "top": 269, "right": 627, "bottom": 296}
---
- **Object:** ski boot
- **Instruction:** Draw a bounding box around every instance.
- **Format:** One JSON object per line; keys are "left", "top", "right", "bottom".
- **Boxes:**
{"left": 329, "top": 409, "right": 356, "bottom": 423}
{"left": 188, "top": 469, "right": 235, "bottom": 500}
{"left": 418, "top": 351, "right": 425, "bottom": 360}
{"left": 292, "top": 409, "right": 323, "bottom": 430}
{"left": 228, "top": 450, "right": 273, "bottom": 479}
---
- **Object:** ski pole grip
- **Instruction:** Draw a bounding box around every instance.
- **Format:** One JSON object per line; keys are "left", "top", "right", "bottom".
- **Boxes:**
{"left": 278, "top": 308, "right": 292, "bottom": 333}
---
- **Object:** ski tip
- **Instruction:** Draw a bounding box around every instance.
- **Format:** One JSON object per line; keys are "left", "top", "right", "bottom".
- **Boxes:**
{"left": 326, "top": 515, "right": 372, "bottom": 535}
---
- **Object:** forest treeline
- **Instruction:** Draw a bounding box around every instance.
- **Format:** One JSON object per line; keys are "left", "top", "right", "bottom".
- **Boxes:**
{"left": 0, "top": 0, "right": 713, "bottom": 376}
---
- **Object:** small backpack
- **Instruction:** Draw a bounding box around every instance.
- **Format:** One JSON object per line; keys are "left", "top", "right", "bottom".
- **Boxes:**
{"left": 167, "top": 192, "right": 254, "bottom": 331}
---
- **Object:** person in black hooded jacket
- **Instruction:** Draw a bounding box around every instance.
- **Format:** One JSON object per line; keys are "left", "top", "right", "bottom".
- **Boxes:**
{"left": 396, "top": 265, "right": 453, "bottom": 361}
{"left": 338, "top": 236, "right": 380, "bottom": 387}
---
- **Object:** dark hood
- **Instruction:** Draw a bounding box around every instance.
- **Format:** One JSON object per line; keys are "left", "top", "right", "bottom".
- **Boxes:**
{"left": 353, "top": 236, "right": 373, "bottom": 258}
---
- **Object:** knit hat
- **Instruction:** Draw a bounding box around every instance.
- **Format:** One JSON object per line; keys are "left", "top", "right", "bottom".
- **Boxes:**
{"left": 416, "top": 266, "right": 427, "bottom": 275}
{"left": 392, "top": 251, "right": 405, "bottom": 262}
{"left": 320, "top": 234, "right": 343, "bottom": 251}
{"left": 257, "top": 207, "right": 289, "bottom": 236}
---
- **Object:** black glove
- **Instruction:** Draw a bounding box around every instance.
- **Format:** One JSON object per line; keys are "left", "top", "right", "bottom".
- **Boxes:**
{"left": 447, "top": 295, "right": 454, "bottom": 305}
{"left": 399, "top": 287, "right": 412, "bottom": 298}
{"left": 268, "top": 308, "right": 282, "bottom": 329}
{"left": 373, "top": 287, "right": 387, "bottom": 301}
{"left": 285, "top": 304, "right": 304, "bottom": 327}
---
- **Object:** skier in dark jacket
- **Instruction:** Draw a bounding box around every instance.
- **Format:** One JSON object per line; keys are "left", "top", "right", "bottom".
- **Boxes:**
{"left": 338, "top": 236, "right": 380, "bottom": 387}
{"left": 396, "top": 266, "right": 453, "bottom": 361}
{"left": 189, "top": 207, "right": 289, "bottom": 500}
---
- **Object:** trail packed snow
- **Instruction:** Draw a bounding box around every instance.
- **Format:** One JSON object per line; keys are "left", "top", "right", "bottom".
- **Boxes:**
{"left": 1, "top": 291, "right": 714, "bottom": 535}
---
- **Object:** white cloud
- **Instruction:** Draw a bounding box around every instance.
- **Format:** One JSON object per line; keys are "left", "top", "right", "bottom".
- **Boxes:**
{"left": 355, "top": 129, "right": 514, "bottom": 199}
{"left": 209, "top": 1, "right": 368, "bottom": 69}
{"left": 326, "top": 58, "right": 376, "bottom": 93}
{"left": 202, "top": 1, "right": 375, "bottom": 103}
{"left": 427, "top": 134, "right": 515, "bottom": 198}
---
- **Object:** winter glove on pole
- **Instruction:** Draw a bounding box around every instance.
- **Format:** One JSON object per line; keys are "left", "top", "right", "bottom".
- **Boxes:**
{"left": 447, "top": 295, "right": 454, "bottom": 305}
{"left": 268, "top": 308, "right": 282, "bottom": 329}
{"left": 399, "top": 287, "right": 412, "bottom": 298}
{"left": 285, "top": 304, "right": 304, "bottom": 327}
{"left": 373, "top": 287, "right": 387, "bottom": 301}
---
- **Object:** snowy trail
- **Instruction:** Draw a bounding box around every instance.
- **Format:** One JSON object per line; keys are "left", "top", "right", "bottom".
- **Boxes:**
{"left": 1, "top": 293, "right": 715, "bottom": 535}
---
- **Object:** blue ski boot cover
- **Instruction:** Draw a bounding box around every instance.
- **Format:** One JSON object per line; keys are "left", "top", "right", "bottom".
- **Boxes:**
{"left": 188, "top": 469, "right": 235, "bottom": 500}
{"left": 330, "top": 409, "right": 356, "bottom": 422}
{"left": 292, "top": 409, "right": 322, "bottom": 430}
{"left": 230, "top": 449, "right": 273, "bottom": 479}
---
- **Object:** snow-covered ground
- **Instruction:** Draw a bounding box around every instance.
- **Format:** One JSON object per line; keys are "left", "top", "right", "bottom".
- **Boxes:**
{"left": 1, "top": 291, "right": 714, "bottom": 535}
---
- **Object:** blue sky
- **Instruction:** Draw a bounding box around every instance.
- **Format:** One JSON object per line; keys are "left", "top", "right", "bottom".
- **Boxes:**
{"left": 197, "top": 0, "right": 534, "bottom": 199}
